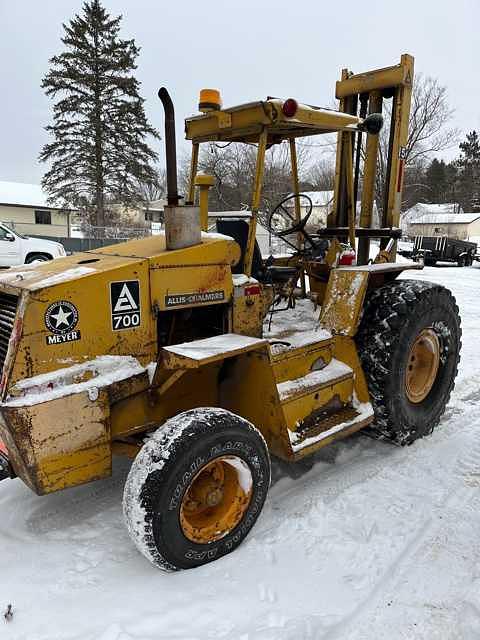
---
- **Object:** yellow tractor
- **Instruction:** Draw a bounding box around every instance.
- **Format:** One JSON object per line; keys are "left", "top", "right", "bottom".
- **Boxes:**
{"left": 0, "top": 54, "right": 461, "bottom": 571}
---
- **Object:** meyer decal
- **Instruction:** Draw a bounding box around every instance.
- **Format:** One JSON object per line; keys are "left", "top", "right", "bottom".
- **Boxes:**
{"left": 46, "top": 330, "right": 81, "bottom": 345}
{"left": 110, "top": 280, "right": 141, "bottom": 330}
{"left": 45, "top": 300, "right": 81, "bottom": 345}
{"left": 165, "top": 291, "right": 225, "bottom": 307}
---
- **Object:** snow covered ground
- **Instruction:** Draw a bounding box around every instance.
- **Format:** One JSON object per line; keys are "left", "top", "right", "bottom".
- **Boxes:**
{"left": 1, "top": 263, "right": 480, "bottom": 640}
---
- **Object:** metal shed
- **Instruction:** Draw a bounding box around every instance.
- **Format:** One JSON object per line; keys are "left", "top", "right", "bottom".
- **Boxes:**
{"left": 409, "top": 212, "right": 480, "bottom": 240}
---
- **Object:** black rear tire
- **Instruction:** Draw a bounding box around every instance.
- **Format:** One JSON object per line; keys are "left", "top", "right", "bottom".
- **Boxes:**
{"left": 356, "top": 280, "right": 461, "bottom": 445}
{"left": 123, "top": 408, "right": 270, "bottom": 570}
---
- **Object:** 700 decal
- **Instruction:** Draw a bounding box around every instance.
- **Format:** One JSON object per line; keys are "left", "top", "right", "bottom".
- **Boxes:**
{"left": 110, "top": 280, "right": 141, "bottom": 331}
{"left": 112, "top": 312, "right": 140, "bottom": 330}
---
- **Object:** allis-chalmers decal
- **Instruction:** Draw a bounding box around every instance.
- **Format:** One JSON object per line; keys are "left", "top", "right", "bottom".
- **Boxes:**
{"left": 44, "top": 300, "right": 80, "bottom": 345}
{"left": 165, "top": 290, "right": 225, "bottom": 307}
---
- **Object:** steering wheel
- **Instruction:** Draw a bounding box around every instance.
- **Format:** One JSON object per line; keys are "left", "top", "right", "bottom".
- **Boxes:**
{"left": 267, "top": 194, "right": 313, "bottom": 238}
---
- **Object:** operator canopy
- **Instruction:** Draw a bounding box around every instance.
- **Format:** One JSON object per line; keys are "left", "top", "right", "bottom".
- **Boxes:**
{"left": 185, "top": 94, "right": 383, "bottom": 145}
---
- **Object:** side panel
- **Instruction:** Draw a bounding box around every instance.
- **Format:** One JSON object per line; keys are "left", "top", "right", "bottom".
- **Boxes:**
{"left": 0, "top": 389, "right": 111, "bottom": 495}
{"left": 9, "top": 261, "right": 156, "bottom": 385}
{"left": 218, "top": 350, "right": 290, "bottom": 459}
{"left": 231, "top": 287, "right": 265, "bottom": 337}
{"left": 111, "top": 350, "right": 285, "bottom": 457}
{"left": 110, "top": 364, "right": 222, "bottom": 438}
{"left": 150, "top": 264, "right": 233, "bottom": 311}
{"left": 332, "top": 335, "right": 370, "bottom": 403}
{"left": 320, "top": 270, "right": 369, "bottom": 336}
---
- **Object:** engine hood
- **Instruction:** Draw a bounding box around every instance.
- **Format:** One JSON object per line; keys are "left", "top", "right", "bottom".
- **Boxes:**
{"left": 0, "top": 232, "right": 240, "bottom": 396}
{"left": 0, "top": 231, "right": 239, "bottom": 294}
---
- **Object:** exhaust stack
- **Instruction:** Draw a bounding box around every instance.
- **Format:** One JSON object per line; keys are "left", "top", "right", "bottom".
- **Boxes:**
{"left": 158, "top": 87, "right": 179, "bottom": 206}
{"left": 158, "top": 87, "right": 201, "bottom": 250}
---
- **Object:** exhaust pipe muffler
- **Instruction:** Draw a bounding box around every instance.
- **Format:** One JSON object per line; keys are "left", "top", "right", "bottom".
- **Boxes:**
{"left": 158, "top": 87, "right": 201, "bottom": 250}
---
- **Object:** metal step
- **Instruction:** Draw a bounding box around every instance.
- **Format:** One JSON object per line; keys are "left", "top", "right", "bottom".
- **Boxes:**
{"left": 162, "top": 334, "right": 267, "bottom": 369}
{"left": 276, "top": 359, "right": 353, "bottom": 403}
{"left": 293, "top": 405, "right": 358, "bottom": 444}
{"left": 289, "top": 403, "right": 374, "bottom": 456}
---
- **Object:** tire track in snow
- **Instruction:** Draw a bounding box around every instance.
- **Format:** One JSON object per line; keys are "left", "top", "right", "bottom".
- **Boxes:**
{"left": 242, "top": 370, "right": 480, "bottom": 640}
{"left": 316, "top": 384, "right": 480, "bottom": 639}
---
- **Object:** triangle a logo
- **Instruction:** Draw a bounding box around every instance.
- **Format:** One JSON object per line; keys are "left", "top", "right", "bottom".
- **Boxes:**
{"left": 110, "top": 280, "right": 141, "bottom": 331}
{"left": 114, "top": 283, "right": 138, "bottom": 313}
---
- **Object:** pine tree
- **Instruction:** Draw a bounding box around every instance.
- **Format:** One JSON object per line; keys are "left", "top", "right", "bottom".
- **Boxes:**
{"left": 39, "top": 0, "right": 160, "bottom": 230}
{"left": 455, "top": 131, "right": 480, "bottom": 211}
{"left": 425, "top": 159, "right": 447, "bottom": 203}
{"left": 444, "top": 162, "right": 459, "bottom": 205}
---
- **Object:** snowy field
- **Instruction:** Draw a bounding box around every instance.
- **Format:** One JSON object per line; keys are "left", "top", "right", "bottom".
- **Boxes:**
{"left": 1, "top": 263, "right": 480, "bottom": 640}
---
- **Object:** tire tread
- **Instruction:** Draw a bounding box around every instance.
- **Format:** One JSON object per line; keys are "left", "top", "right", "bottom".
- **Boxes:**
{"left": 356, "top": 279, "right": 461, "bottom": 445}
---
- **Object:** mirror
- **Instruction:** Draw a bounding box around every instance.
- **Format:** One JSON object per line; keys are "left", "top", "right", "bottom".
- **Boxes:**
{"left": 5, "top": 233, "right": 15, "bottom": 242}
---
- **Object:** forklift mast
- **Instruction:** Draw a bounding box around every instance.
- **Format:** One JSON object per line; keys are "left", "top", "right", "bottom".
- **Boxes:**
{"left": 333, "top": 54, "right": 414, "bottom": 263}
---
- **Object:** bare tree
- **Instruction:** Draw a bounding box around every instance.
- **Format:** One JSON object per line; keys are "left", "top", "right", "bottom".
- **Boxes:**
{"left": 376, "top": 75, "right": 459, "bottom": 211}
{"left": 404, "top": 75, "right": 459, "bottom": 164}
{"left": 184, "top": 141, "right": 310, "bottom": 218}
{"left": 306, "top": 158, "right": 335, "bottom": 191}
{"left": 136, "top": 167, "right": 166, "bottom": 203}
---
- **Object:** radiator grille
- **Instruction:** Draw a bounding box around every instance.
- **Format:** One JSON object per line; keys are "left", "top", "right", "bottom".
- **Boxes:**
{"left": 0, "top": 292, "right": 18, "bottom": 372}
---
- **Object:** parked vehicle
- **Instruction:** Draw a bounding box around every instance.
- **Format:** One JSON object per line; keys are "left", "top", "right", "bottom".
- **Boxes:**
{"left": 413, "top": 236, "right": 477, "bottom": 266}
{"left": 0, "top": 223, "right": 66, "bottom": 266}
{"left": 397, "top": 238, "right": 415, "bottom": 258}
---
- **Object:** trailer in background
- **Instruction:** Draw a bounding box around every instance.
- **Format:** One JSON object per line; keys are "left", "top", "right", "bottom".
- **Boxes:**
{"left": 413, "top": 236, "right": 477, "bottom": 266}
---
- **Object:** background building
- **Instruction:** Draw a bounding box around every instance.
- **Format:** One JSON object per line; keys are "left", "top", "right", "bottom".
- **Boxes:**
{"left": 0, "top": 181, "right": 73, "bottom": 237}
{"left": 293, "top": 190, "right": 380, "bottom": 229}
{"left": 409, "top": 212, "right": 480, "bottom": 240}
{"left": 300, "top": 190, "right": 334, "bottom": 227}
{"left": 400, "top": 203, "right": 463, "bottom": 236}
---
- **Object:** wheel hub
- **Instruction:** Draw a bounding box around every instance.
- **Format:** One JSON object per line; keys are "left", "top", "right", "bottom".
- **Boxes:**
{"left": 405, "top": 328, "right": 441, "bottom": 404}
{"left": 180, "top": 456, "right": 253, "bottom": 544}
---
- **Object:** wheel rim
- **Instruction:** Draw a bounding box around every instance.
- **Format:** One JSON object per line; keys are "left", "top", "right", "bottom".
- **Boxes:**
{"left": 180, "top": 456, "right": 253, "bottom": 544}
{"left": 405, "top": 328, "right": 441, "bottom": 403}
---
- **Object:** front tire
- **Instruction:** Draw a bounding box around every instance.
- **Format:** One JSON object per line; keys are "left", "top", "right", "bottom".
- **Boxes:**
{"left": 356, "top": 280, "right": 461, "bottom": 445}
{"left": 123, "top": 408, "right": 270, "bottom": 571}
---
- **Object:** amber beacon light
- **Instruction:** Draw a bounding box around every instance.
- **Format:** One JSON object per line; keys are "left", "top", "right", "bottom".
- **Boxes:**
{"left": 199, "top": 89, "right": 222, "bottom": 113}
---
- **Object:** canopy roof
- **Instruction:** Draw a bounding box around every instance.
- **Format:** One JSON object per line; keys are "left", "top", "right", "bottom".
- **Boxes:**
{"left": 185, "top": 99, "right": 363, "bottom": 144}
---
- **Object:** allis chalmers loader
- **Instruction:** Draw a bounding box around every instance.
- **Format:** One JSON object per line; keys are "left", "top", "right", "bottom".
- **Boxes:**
{"left": 0, "top": 55, "right": 461, "bottom": 570}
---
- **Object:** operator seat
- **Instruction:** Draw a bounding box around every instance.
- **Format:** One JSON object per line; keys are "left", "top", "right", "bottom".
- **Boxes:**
{"left": 216, "top": 219, "right": 265, "bottom": 280}
{"left": 216, "top": 218, "right": 298, "bottom": 284}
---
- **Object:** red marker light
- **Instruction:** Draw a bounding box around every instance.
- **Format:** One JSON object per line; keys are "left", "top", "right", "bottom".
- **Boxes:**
{"left": 282, "top": 99, "right": 298, "bottom": 118}
{"left": 245, "top": 285, "right": 261, "bottom": 296}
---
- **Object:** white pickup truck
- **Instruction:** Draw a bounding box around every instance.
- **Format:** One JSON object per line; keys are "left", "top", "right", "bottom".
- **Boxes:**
{"left": 0, "top": 223, "right": 66, "bottom": 267}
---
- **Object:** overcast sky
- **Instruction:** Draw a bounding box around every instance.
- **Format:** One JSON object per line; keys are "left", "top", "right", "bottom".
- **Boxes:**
{"left": 0, "top": 0, "right": 478, "bottom": 185}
